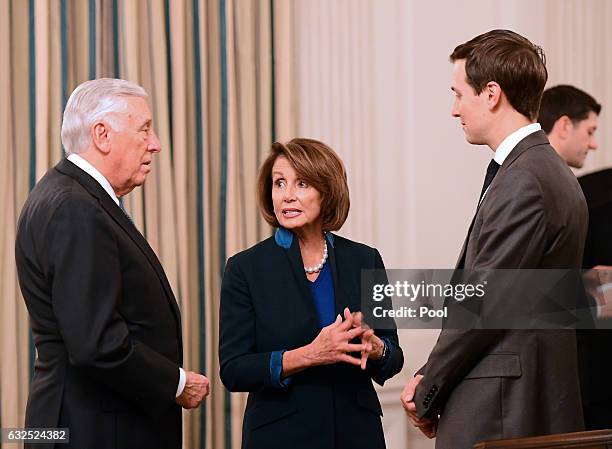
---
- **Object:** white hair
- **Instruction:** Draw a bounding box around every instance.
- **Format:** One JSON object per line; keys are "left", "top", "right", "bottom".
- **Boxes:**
{"left": 61, "top": 78, "right": 148, "bottom": 155}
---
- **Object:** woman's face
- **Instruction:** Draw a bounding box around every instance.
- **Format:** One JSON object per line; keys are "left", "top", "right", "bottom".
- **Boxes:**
{"left": 271, "top": 155, "right": 322, "bottom": 233}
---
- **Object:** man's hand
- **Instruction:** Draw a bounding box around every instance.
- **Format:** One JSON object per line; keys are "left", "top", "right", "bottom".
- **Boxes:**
{"left": 400, "top": 374, "right": 438, "bottom": 438}
{"left": 176, "top": 371, "right": 210, "bottom": 409}
{"left": 585, "top": 266, "right": 612, "bottom": 318}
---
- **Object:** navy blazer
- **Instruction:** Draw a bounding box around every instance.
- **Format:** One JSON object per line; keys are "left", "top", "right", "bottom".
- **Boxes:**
{"left": 219, "top": 231, "right": 403, "bottom": 449}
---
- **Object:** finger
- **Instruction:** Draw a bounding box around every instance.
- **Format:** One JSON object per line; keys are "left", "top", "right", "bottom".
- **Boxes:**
{"left": 338, "top": 308, "right": 353, "bottom": 330}
{"left": 342, "top": 342, "right": 368, "bottom": 353}
{"left": 345, "top": 326, "right": 367, "bottom": 340}
{"left": 360, "top": 349, "right": 370, "bottom": 370}
{"left": 328, "top": 314, "right": 342, "bottom": 328}
{"left": 344, "top": 307, "right": 352, "bottom": 321}
{"left": 338, "top": 353, "right": 362, "bottom": 366}
{"left": 402, "top": 384, "right": 416, "bottom": 403}
{"left": 420, "top": 422, "right": 437, "bottom": 439}
{"left": 361, "top": 329, "right": 374, "bottom": 342}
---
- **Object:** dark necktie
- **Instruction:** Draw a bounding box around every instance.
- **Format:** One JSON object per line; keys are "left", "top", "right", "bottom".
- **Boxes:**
{"left": 457, "top": 159, "right": 501, "bottom": 269}
{"left": 119, "top": 201, "right": 134, "bottom": 225}
{"left": 480, "top": 159, "right": 501, "bottom": 202}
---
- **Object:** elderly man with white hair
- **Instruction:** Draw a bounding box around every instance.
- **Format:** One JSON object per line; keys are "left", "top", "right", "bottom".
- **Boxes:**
{"left": 15, "top": 78, "right": 209, "bottom": 449}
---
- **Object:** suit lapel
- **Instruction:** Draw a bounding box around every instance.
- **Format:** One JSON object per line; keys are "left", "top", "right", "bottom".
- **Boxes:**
{"left": 55, "top": 159, "right": 183, "bottom": 340}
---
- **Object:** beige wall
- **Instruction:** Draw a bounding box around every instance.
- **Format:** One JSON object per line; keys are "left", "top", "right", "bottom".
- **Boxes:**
{"left": 288, "top": 1, "right": 612, "bottom": 447}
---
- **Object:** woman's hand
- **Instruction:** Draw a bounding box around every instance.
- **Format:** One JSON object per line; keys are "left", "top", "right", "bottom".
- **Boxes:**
{"left": 282, "top": 308, "right": 367, "bottom": 377}
{"left": 345, "top": 309, "right": 384, "bottom": 369}
{"left": 306, "top": 310, "right": 368, "bottom": 366}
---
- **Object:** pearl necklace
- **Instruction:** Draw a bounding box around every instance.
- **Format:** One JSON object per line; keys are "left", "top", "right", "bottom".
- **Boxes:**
{"left": 304, "top": 240, "right": 328, "bottom": 274}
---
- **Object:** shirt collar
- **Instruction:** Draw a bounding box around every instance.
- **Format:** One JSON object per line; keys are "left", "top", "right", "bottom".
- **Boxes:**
{"left": 66, "top": 153, "right": 120, "bottom": 206}
{"left": 274, "top": 227, "right": 335, "bottom": 249}
{"left": 493, "top": 122, "right": 541, "bottom": 166}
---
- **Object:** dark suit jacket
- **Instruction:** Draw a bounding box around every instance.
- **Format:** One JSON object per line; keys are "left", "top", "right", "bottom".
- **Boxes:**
{"left": 15, "top": 159, "right": 183, "bottom": 449}
{"left": 416, "top": 131, "right": 588, "bottom": 449}
{"left": 577, "top": 168, "right": 612, "bottom": 429}
{"left": 219, "top": 232, "right": 403, "bottom": 449}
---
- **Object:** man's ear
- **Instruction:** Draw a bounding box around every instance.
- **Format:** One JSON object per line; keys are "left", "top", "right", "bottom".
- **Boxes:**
{"left": 552, "top": 115, "right": 572, "bottom": 140}
{"left": 91, "top": 122, "right": 111, "bottom": 154}
{"left": 485, "top": 81, "right": 502, "bottom": 110}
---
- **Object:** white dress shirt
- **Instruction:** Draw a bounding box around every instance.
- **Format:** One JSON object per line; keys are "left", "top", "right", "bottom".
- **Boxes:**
{"left": 66, "top": 154, "right": 186, "bottom": 397}
{"left": 493, "top": 122, "right": 542, "bottom": 165}
{"left": 479, "top": 123, "right": 542, "bottom": 204}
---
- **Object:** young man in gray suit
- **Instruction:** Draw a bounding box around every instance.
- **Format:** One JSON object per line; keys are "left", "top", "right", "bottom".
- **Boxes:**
{"left": 401, "top": 30, "right": 587, "bottom": 449}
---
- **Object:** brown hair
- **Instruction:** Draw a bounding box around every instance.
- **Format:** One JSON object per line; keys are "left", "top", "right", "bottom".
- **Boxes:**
{"left": 539, "top": 85, "right": 601, "bottom": 133}
{"left": 450, "top": 29, "right": 547, "bottom": 121}
{"left": 257, "top": 138, "right": 350, "bottom": 231}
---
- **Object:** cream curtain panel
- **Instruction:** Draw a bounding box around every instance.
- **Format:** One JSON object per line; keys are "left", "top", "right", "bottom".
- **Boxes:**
{"left": 0, "top": 1, "right": 294, "bottom": 448}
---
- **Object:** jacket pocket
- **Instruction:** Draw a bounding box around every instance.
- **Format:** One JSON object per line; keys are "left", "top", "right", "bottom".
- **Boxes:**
{"left": 246, "top": 401, "right": 298, "bottom": 430}
{"left": 464, "top": 353, "right": 522, "bottom": 379}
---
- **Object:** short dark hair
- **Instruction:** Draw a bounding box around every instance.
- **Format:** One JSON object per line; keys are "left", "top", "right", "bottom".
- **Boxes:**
{"left": 538, "top": 85, "right": 601, "bottom": 133}
{"left": 450, "top": 29, "right": 548, "bottom": 121}
{"left": 257, "top": 138, "right": 350, "bottom": 231}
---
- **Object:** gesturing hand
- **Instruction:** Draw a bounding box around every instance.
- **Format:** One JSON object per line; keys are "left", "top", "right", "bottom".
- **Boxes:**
{"left": 345, "top": 309, "right": 384, "bottom": 370}
{"left": 306, "top": 309, "right": 367, "bottom": 367}
{"left": 176, "top": 371, "right": 210, "bottom": 409}
{"left": 400, "top": 374, "right": 438, "bottom": 438}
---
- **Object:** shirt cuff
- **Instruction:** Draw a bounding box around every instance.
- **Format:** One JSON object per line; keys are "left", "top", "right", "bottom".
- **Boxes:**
{"left": 176, "top": 367, "right": 186, "bottom": 397}
{"left": 269, "top": 350, "right": 292, "bottom": 388}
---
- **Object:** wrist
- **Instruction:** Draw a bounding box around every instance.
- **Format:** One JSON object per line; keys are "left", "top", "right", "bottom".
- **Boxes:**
{"left": 370, "top": 337, "right": 385, "bottom": 360}
{"left": 302, "top": 342, "right": 319, "bottom": 367}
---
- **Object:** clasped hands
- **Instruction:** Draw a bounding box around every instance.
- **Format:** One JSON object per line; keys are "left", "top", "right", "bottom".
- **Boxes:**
{"left": 176, "top": 370, "right": 210, "bottom": 409}
{"left": 400, "top": 374, "right": 438, "bottom": 438}
{"left": 308, "top": 307, "right": 384, "bottom": 369}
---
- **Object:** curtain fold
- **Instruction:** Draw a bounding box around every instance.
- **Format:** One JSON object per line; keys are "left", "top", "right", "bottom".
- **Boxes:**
{"left": 0, "top": 1, "right": 289, "bottom": 448}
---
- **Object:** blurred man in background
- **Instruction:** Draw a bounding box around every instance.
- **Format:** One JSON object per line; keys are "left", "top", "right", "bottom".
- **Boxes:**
{"left": 540, "top": 85, "right": 611, "bottom": 430}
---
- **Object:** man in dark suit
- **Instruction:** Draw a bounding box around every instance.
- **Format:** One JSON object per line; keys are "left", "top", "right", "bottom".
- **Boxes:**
{"left": 15, "top": 78, "right": 209, "bottom": 449}
{"left": 401, "top": 30, "right": 588, "bottom": 449}
{"left": 539, "top": 85, "right": 612, "bottom": 430}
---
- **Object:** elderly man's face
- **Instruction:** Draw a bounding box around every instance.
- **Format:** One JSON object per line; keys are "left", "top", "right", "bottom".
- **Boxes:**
{"left": 107, "top": 97, "right": 161, "bottom": 196}
{"left": 271, "top": 155, "right": 322, "bottom": 232}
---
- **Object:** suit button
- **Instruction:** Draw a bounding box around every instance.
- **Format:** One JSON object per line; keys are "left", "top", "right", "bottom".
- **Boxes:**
{"left": 423, "top": 400, "right": 430, "bottom": 407}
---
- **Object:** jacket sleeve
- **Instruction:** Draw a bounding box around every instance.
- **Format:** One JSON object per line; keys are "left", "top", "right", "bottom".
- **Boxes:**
{"left": 46, "top": 197, "right": 179, "bottom": 419}
{"left": 219, "top": 255, "right": 278, "bottom": 392}
{"left": 415, "top": 169, "right": 549, "bottom": 419}
{"left": 366, "top": 249, "right": 404, "bottom": 385}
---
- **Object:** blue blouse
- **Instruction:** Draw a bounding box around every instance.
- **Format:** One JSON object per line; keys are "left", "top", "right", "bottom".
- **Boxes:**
{"left": 308, "top": 262, "right": 336, "bottom": 328}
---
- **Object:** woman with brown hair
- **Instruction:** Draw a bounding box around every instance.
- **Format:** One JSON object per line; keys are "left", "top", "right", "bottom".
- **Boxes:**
{"left": 219, "top": 138, "right": 403, "bottom": 449}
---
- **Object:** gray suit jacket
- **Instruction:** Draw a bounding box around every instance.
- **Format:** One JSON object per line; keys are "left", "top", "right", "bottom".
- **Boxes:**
{"left": 415, "top": 131, "right": 588, "bottom": 449}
